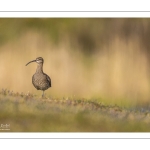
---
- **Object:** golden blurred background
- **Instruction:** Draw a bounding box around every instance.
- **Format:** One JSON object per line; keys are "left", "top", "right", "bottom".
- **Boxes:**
{"left": 0, "top": 18, "right": 150, "bottom": 106}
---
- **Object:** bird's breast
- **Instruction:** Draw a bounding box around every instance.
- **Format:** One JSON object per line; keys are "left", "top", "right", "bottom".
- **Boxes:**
{"left": 32, "top": 73, "right": 50, "bottom": 91}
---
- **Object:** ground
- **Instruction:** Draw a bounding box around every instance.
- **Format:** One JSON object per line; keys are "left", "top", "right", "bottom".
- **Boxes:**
{"left": 0, "top": 89, "right": 150, "bottom": 132}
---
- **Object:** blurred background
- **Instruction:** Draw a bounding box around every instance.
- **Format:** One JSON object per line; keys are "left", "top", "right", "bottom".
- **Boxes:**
{"left": 0, "top": 18, "right": 150, "bottom": 106}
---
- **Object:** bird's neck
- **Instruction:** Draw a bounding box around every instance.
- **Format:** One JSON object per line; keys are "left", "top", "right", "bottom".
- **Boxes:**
{"left": 36, "top": 63, "right": 43, "bottom": 73}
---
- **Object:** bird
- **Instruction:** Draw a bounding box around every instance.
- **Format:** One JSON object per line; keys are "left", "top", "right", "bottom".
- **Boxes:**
{"left": 26, "top": 57, "right": 51, "bottom": 97}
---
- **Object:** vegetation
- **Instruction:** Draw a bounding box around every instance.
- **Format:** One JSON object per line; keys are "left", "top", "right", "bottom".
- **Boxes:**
{"left": 1, "top": 18, "right": 150, "bottom": 131}
{"left": 0, "top": 89, "right": 150, "bottom": 132}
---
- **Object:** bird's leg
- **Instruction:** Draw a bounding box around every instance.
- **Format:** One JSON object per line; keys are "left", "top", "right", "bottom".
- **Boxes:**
{"left": 42, "top": 91, "right": 44, "bottom": 98}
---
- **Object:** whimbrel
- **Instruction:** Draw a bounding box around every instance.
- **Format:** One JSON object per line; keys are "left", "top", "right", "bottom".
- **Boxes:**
{"left": 26, "top": 57, "right": 51, "bottom": 97}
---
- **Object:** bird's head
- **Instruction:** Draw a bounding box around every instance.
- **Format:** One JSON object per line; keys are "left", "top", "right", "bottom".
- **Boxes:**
{"left": 26, "top": 57, "right": 44, "bottom": 66}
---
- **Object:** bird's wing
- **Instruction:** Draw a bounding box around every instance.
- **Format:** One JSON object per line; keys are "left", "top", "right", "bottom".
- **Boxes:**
{"left": 46, "top": 75, "right": 51, "bottom": 87}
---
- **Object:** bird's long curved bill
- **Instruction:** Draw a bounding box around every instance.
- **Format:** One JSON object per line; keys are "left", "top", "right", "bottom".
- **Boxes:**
{"left": 25, "top": 60, "right": 36, "bottom": 66}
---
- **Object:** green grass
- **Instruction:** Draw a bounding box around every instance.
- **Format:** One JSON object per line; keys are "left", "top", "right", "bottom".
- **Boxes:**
{"left": 0, "top": 89, "right": 150, "bottom": 132}
{"left": 1, "top": 19, "right": 150, "bottom": 132}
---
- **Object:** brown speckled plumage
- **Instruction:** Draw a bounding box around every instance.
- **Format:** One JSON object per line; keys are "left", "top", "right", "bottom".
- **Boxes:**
{"left": 26, "top": 57, "right": 51, "bottom": 97}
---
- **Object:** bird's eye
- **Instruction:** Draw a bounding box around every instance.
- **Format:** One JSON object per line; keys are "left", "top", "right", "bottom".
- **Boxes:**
{"left": 36, "top": 59, "right": 42, "bottom": 63}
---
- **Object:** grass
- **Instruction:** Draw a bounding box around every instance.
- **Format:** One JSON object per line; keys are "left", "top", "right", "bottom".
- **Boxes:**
{"left": 0, "top": 18, "right": 150, "bottom": 103}
{"left": 1, "top": 89, "right": 150, "bottom": 132}
{"left": 1, "top": 18, "right": 150, "bottom": 132}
